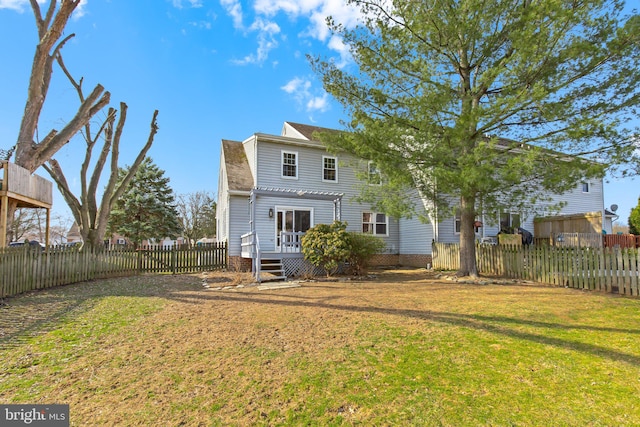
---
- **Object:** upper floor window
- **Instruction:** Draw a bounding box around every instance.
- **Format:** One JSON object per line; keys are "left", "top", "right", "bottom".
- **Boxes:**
{"left": 362, "top": 212, "right": 388, "bottom": 236}
{"left": 323, "top": 156, "right": 337, "bottom": 182}
{"left": 500, "top": 212, "right": 521, "bottom": 233}
{"left": 582, "top": 182, "right": 590, "bottom": 193}
{"left": 282, "top": 150, "right": 298, "bottom": 179}
{"left": 368, "top": 161, "right": 381, "bottom": 185}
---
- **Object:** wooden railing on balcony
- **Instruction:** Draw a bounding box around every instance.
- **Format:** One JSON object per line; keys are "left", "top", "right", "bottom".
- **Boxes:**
{"left": 0, "top": 161, "right": 53, "bottom": 207}
{"left": 0, "top": 161, "right": 53, "bottom": 247}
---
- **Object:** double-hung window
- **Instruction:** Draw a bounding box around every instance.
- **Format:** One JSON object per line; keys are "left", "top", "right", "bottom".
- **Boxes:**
{"left": 500, "top": 212, "right": 521, "bottom": 232}
{"left": 362, "top": 212, "right": 388, "bottom": 236}
{"left": 282, "top": 150, "right": 298, "bottom": 179}
{"left": 323, "top": 156, "right": 337, "bottom": 182}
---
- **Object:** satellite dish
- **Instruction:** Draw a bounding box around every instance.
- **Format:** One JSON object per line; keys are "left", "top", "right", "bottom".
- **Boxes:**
{"left": 610, "top": 204, "right": 618, "bottom": 212}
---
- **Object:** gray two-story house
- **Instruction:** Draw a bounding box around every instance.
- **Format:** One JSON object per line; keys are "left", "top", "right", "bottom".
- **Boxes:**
{"left": 217, "top": 121, "right": 611, "bottom": 280}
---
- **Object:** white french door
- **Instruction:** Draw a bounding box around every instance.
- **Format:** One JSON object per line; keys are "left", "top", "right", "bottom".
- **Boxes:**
{"left": 276, "top": 208, "right": 312, "bottom": 251}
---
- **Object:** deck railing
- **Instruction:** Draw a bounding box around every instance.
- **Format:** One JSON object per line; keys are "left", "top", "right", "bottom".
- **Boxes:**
{"left": 280, "top": 231, "right": 305, "bottom": 253}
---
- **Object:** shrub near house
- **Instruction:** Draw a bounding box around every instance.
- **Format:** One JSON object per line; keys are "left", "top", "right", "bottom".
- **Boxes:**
{"left": 302, "top": 221, "right": 385, "bottom": 276}
{"left": 301, "top": 221, "right": 350, "bottom": 276}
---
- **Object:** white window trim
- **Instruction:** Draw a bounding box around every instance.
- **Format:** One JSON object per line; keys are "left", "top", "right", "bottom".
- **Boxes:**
{"left": 322, "top": 155, "right": 338, "bottom": 183}
{"left": 362, "top": 211, "right": 389, "bottom": 236}
{"left": 281, "top": 150, "right": 298, "bottom": 179}
{"left": 499, "top": 211, "right": 521, "bottom": 232}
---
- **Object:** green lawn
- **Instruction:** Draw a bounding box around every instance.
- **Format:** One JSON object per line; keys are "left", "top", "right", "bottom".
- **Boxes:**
{"left": 1, "top": 270, "right": 639, "bottom": 426}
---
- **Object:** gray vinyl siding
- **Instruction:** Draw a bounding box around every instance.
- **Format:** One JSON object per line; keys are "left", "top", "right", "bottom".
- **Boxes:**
{"left": 254, "top": 137, "right": 400, "bottom": 253}
{"left": 536, "top": 180, "right": 604, "bottom": 216}
{"left": 398, "top": 189, "right": 434, "bottom": 254}
{"left": 435, "top": 179, "right": 604, "bottom": 243}
{"left": 227, "top": 195, "right": 250, "bottom": 256}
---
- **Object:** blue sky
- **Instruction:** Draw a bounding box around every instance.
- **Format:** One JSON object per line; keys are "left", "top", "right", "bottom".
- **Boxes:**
{"left": 0, "top": 0, "right": 637, "bottom": 227}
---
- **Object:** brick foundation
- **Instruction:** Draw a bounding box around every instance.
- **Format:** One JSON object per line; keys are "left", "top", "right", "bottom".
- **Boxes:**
{"left": 399, "top": 254, "right": 433, "bottom": 268}
{"left": 228, "top": 256, "right": 252, "bottom": 272}
{"left": 368, "top": 254, "right": 400, "bottom": 267}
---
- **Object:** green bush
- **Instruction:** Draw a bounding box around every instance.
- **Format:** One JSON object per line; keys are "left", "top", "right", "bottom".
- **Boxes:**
{"left": 345, "top": 232, "right": 386, "bottom": 276}
{"left": 301, "top": 221, "right": 351, "bottom": 276}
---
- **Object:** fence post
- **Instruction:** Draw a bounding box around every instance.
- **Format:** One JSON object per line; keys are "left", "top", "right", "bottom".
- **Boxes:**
{"left": 172, "top": 246, "right": 177, "bottom": 275}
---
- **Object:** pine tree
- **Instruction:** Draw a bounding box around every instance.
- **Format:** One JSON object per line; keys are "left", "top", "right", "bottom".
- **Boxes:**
{"left": 629, "top": 197, "right": 640, "bottom": 235}
{"left": 310, "top": 0, "right": 640, "bottom": 277}
{"left": 107, "top": 158, "right": 181, "bottom": 248}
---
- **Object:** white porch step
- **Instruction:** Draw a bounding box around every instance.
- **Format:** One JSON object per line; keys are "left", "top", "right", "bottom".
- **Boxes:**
{"left": 259, "top": 258, "right": 286, "bottom": 282}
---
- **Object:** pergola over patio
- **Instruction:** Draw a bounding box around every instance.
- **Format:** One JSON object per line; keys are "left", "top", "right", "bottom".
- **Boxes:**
{"left": 0, "top": 160, "right": 53, "bottom": 247}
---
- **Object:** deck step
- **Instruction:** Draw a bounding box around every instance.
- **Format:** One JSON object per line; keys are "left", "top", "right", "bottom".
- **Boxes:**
{"left": 259, "top": 258, "right": 286, "bottom": 282}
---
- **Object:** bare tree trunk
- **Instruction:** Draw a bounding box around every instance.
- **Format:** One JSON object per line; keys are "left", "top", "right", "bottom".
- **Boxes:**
{"left": 43, "top": 106, "right": 159, "bottom": 251}
{"left": 458, "top": 194, "right": 478, "bottom": 278}
{"left": 16, "top": 0, "right": 110, "bottom": 173}
{"left": 6, "top": 1, "right": 110, "bottom": 244}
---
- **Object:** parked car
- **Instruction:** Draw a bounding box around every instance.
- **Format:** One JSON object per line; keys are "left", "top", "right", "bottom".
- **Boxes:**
{"left": 8, "top": 240, "right": 44, "bottom": 250}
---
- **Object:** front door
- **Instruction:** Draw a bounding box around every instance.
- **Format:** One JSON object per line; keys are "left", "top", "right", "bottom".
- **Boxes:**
{"left": 276, "top": 208, "right": 312, "bottom": 251}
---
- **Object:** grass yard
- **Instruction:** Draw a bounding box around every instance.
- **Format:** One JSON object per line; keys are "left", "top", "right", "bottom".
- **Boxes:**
{"left": 1, "top": 268, "right": 640, "bottom": 426}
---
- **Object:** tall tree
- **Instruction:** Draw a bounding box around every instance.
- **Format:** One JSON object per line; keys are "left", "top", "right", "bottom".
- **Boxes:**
{"left": 16, "top": 0, "right": 110, "bottom": 172}
{"left": 4, "top": 0, "right": 110, "bottom": 244}
{"left": 311, "top": 0, "right": 640, "bottom": 277}
{"left": 44, "top": 102, "right": 158, "bottom": 249}
{"left": 629, "top": 197, "right": 640, "bottom": 235}
{"left": 176, "top": 191, "right": 217, "bottom": 245}
{"left": 107, "top": 158, "right": 181, "bottom": 248}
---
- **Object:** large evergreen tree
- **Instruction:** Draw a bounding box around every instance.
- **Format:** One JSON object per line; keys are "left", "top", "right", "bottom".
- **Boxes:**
{"left": 629, "top": 197, "right": 640, "bottom": 235}
{"left": 107, "top": 157, "right": 181, "bottom": 248}
{"left": 311, "top": 0, "right": 640, "bottom": 277}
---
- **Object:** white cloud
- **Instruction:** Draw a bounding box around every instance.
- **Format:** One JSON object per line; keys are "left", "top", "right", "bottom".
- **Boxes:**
{"left": 225, "top": 0, "right": 361, "bottom": 67}
{"left": 306, "top": 93, "right": 329, "bottom": 112}
{"left": 0, "top": 0, "right": 45, "bottom": 12}
{"left": 281, "top": 76, "right": 330, "bottom": 113}
{"left": 231, "top": 17, "right": 280, "bottom": 65}
{"left": 0, "top": 0, "right": 28, "bottom": 11}
{"left": 220, "top": 0, "right": 243, "bottom": 30}
{"left": 1, "top": 0, "right": 89, "bottom": 19}
{"left": 281, "top": 77, "right": 311, "bottom": 94}
{"left": 72, "top": 0, "right": 88, "bottom": 20}
{"left": 172, "top": 0, "right": 203, "bottom": 8}
{"left": 189, "top": 20, "right": 212, "bottom": 30}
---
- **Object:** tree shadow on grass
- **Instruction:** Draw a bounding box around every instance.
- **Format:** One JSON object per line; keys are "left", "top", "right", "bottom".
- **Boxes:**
{"left": 164, "top": 289, "right": 640, "bottom": 366}
{"left": 0, "top": 275, "right": 198, "bottom": 350}
{"left": 2, "top": 273, "right": 640, "bottom": 367}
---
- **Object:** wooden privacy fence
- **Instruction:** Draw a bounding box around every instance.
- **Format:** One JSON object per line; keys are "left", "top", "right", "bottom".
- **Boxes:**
{"left": 433, "top": 242, "right": 640, "bottom": 296}
{"left": 0, "top": 243, "right": 227, "bottom": 298}
{"left": 533, "top": 233, "right": 640, "bottom": 249}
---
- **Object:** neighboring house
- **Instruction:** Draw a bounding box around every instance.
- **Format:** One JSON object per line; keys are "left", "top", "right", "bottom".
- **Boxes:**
{"left": 66, "top": 222, "right": 82, "bottom": 244}
{"left": 216, "top": 121, "right": 609, "bottom": 277}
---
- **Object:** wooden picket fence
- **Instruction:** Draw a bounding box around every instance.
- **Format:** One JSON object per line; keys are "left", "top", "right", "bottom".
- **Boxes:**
{"left": 433, "top": 242, "right": 640, "bottom": 296}
{"left": 0, "top": 243, "right": 227, "bottom": 298}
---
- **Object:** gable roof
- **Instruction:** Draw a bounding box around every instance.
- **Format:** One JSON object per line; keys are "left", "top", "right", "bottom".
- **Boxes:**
{"left": 222, "top": 139, "right": 253, "bottom": 192}
{"left": 283, "top": 122, "right": 341, "bottom": 141}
